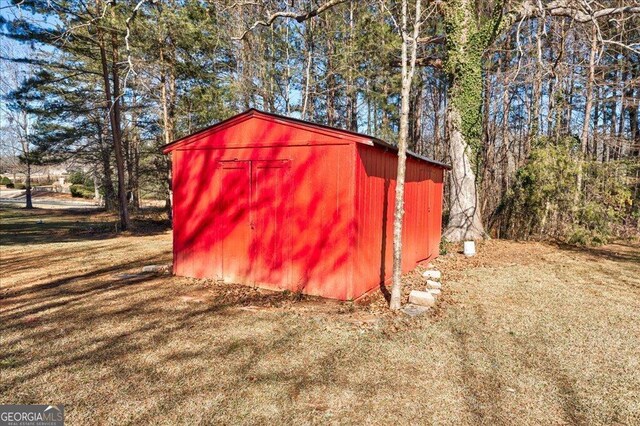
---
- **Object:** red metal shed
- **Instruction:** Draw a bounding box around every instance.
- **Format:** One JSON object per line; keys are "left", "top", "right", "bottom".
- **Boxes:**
{"left": 163, "top": 109, "right": 449, "bottom": 300}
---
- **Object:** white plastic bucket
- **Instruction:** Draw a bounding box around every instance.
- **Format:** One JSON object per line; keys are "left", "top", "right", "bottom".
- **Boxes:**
{"left": 463, "top": 241, "right": 476, "bottom": 257}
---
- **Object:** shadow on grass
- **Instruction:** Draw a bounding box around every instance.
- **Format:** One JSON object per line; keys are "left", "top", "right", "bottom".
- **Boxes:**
{"left": 0, "top": 204, "right": 381, "bottom": 423}
{"left": 510, "top": 333, "right": 588, "bottom": 424}
{"left": 451, "top": 304, "right": 505, "bottom": 424}
{"left": 553, "top": 241, "right": 640, "bottom": 265}
{"left": 0, "top": 206, "right": 171, "bottom": 246}
{"left": 0, "top": 259, "right": 336, "bottom": 399}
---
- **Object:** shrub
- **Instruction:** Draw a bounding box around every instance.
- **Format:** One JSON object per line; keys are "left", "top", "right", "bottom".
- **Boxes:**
{"left": 567, "top": 226, "right": 607, "bottom": 246}
{"left": 6, "top": 182, "right": 15, "bottom": 188}
{"left": 15, "top": 183, "right": 26, "bottom": 190}
{"left": 70, "top": 184, "right": 94, "bottom": 199}
{"left": 498, "top": 137, "right": 635, "bottom": 245}
{"left": 68, "top": 170, "right": 95, "bottom": 188}
{"left": 499, "top": 137, "right": 579, "bottom": 241}
{"left": 68, "top": 171, "right": 86, "bottom": 185}
{"left": 573, "top": 160, "right": 634, "bottom": 244}
{"left": 0, "top": 176, "right": 11, "bottom": 186}
{"left": 439, "top": 238, "right": 449, "bottom": 255}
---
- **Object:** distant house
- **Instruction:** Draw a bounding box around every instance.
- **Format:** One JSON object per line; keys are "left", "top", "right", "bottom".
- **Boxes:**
{"left": 0, "top": 160, "right": 89, "bottom": 186}
{"left": 163, "top": 109, "right": 449, "bottom": 300}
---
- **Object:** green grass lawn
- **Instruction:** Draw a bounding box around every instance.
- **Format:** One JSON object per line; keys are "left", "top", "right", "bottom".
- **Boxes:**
{"left": 1, "top": 207, "right": 639, "bottom": 425}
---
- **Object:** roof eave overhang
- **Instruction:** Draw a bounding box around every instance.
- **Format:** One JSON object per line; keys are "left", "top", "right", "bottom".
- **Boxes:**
{"left": 160, "top": 108, "right": 452, "bottom": 170}
{"left": 161, "top": 109, "right": 371, "bottom": 154}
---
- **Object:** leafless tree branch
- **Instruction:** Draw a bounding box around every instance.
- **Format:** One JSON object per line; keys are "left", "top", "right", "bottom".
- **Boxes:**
{"left": 232, "top": 0, "right": 349, "bottom": 40}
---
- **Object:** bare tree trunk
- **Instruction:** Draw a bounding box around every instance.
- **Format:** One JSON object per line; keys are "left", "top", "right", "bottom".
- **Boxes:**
{"left": 94, "top": 166, "right": 101, "bottom": 201}
{"left": 552, "top": 20, "right": 568, "bottom": 141}
{"left": 110, "top": 32, "right": 131, "bottom": 229}
{"left": 98, "top": 118, "right": 116, "bottom": 211}
{"left": 325, "top": 21, "right": 337, "bottom": 127}
{"left": 576, "top": 25, "right": 597, "bottom": 199}
{"left": 629, "top": 61, "right": 640, "bottom": 157}
{"left": 240, "top": 39, "right": 252, "bottom": 109}
{"left": 159, "top": 42, "right": 176, "bottom": 217}
{"left": 389, "top": 0, "right": 421, "bottom": 310}
{"left": 431, "top": 79, "right": 444, "bottom": 156}
{"left": 130, "top": 130, "right": 141, "bottom": 208}
{"left": 346, "top": 0, "right": 358, "bottom": 131}
{"left": 302, "top": 48, "right": 313, "bottom": 119}
{"left": 122, "top": 97, "right": 136, "bottom": 209}
{"left": 301, "top": 19, "right": 314, "bottom": 120}
{"left": 529, "top": 17, "right": 544, "bottom": 148}
{"left": 565, "top": 49, "right": 576, "bottom": 134}
{"left": 410, "top": 79, "right": 424, "bottom": 152}
{"left": 481, "top": 76, "right": 494, "bottom": 226}
{"left": 443, "top": 106, "right": 485, "bottom": 241}
{"left": 284, "top": 25, "right": 292, "bottom": 114}
{"left": 99, "top": 32, "right": 130, "bottom": 231}
{"left": 593, "top": 86, "right": 600, "bottom": 160}
{"left": 500, "top": 68, "right": 512, "bottom": 197}
{"left": 25, "top": 162, "right": 33, "bottom": 209}
{"left": 20, "top": 111, "right": 33, "bottom": 209}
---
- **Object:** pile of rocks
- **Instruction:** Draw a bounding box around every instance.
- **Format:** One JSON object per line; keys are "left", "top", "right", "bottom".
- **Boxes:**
{"left": 401, "top": 267, "right": 443, "bottom": 316}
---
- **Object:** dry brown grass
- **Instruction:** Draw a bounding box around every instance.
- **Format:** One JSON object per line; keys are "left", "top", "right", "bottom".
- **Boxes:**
{"left": 1, "top": 207, "right": 639, "bottom": 425}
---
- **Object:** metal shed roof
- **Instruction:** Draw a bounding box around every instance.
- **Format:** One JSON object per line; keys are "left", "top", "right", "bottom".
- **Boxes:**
{"left": 162, "top": 108, "right": 451, "bottom": 170}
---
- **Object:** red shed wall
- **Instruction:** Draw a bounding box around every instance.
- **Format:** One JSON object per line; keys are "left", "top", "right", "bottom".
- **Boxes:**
{"left": 171, "top": 116, "right": 357, "bottom": 300}
{"left": 352, "top": 144, "right": 444, "bottom": 298}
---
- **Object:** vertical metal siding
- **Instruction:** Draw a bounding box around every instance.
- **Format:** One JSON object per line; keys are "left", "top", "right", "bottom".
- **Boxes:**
{"left": 171, "top": 115, "right": 356, "bottom": 300}
{"left": 352, "top": 145, "right": 445, "bottom": 299}
{"left": 169, "top": 111, "right": 445, "bottom": 301}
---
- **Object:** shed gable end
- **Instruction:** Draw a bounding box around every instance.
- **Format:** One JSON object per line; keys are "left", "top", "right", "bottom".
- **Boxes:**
{"left": 163, "top": 110, "right": 369, "bottom": 153}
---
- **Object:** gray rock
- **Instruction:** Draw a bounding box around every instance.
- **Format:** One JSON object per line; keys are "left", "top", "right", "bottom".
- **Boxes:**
{"left": 141, "top": 264, "right": 171, "bottom": 274}
{"left": 400, "top": 303, "right": 430, "bottom": 317}
{"left": 408, "top": 290, "right": 436, "bottom": 307}
{"left": 426, "top": 279, "right": 442, "bottom": 289}
{"left": 422, "top": 270, "right": 442, "bottom": 280}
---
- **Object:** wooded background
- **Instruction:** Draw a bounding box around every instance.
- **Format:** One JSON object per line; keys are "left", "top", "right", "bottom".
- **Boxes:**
{"left": 1, "top": 0, "right": 638, "bottom": 246}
